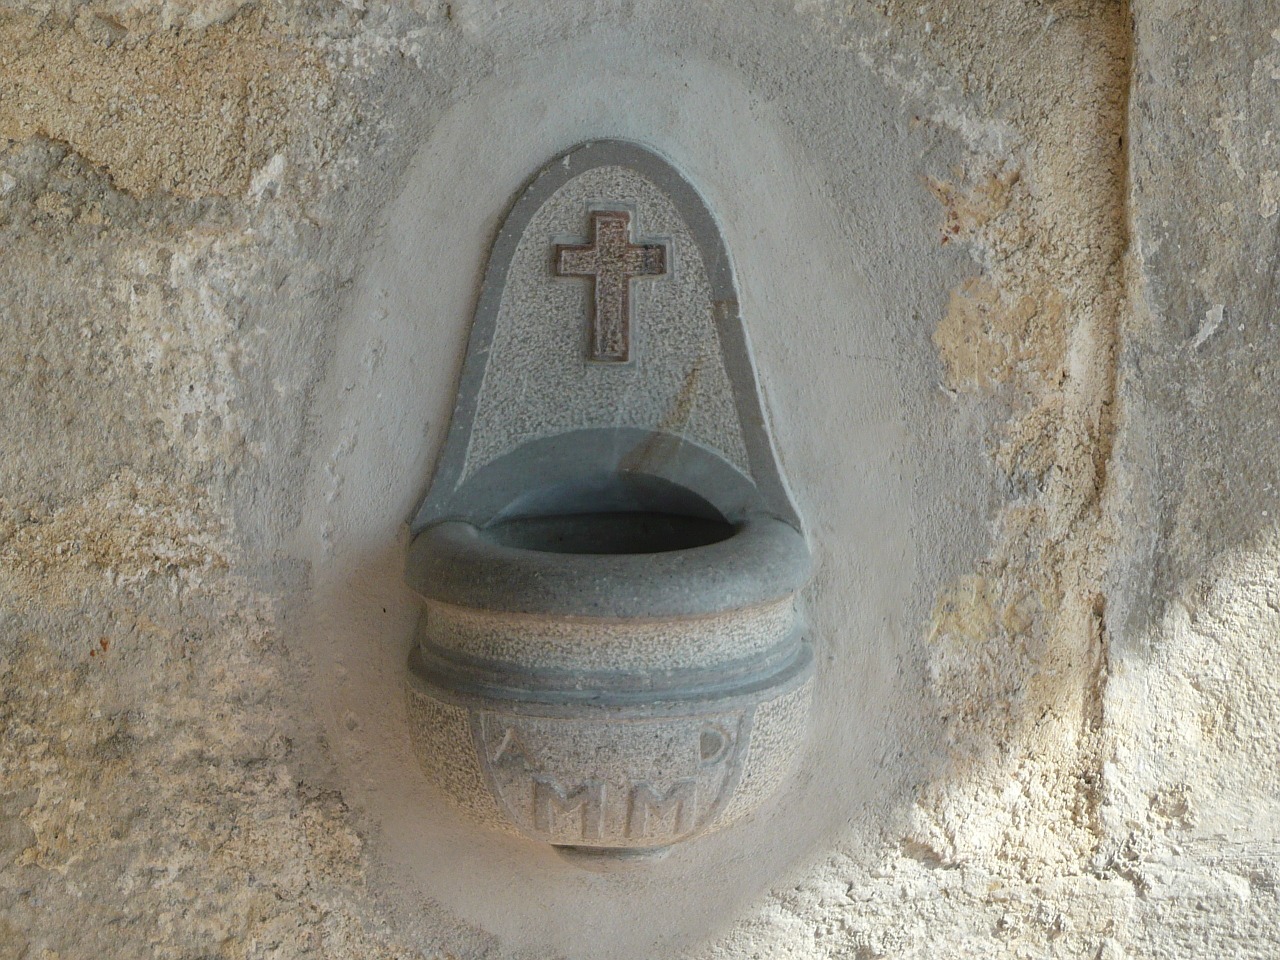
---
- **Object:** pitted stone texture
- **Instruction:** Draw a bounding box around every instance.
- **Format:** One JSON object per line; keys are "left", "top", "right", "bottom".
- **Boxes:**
{"left": 405, "top": 676, "right": 812, "bottom": 849}
{"left": 16, "top": 0, "right": 1261, "bottom": 957}
{"left": 405, "top": 143, "right": 814, "bottom": 853}
{"left": 553, "top": 208, "right": 667, "bottom": 362}
{"left": 463, "top": 165, "right": 749, "bottom": 478}
{"left": 419, "top": 598, "right": 796, "bottom": 674}
{"left": 404, "top": 689, "right": 505, "bottom": 830}
{"left": 475, "top": 708, "right": 749, "bottom": 848}
{"left": 711, "top": 680, "right": 812, "bottom": 827}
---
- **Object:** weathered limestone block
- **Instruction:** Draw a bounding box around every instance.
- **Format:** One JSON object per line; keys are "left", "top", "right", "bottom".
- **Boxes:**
{"left": 1, "top": 1, "right": 1278, "bottom": 958}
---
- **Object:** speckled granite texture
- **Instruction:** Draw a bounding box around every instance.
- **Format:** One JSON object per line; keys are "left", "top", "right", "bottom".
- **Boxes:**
{"left": 2, "top": 1, "right": 1278, "bottom": 958}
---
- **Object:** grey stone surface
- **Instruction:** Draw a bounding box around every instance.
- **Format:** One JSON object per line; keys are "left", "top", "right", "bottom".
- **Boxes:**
{"left": 416, "top": 139, "right": 801, "bottom": 532}
{"left": 302, "top": 15, "right": 949, "bottom": 949}
{"left": 466, "top": 164, "right": 748, "bottom": 477}
{"left": 2, "top": 0, "right": 1278, "bottom": 957}
{"left": 418, "top": 597, "right": 796, "bottom": 673}
{"left": 408, "top": 515, "right": 810, "bottom": 618}
{"left": 403, "top": 142, "right": 814, "bottom": 852}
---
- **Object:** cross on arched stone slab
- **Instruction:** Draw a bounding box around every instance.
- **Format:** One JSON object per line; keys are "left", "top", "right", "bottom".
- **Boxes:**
{"left": 554, "top": 209, "right": 668, "bottom": 362}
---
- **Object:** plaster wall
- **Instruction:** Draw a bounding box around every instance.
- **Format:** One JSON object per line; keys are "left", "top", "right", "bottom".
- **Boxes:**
{"left": 0, "top": 1, "right": 1276, "bottom": 958}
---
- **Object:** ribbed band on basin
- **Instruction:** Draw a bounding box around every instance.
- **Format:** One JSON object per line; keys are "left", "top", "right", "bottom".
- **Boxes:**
{"left": 418, "top": 595, "right": 798, "bottom": 675}
{"left": 407, "top": 637, "right": 814, "bottom": 710}
{"left": 406, "top": 514, "right": 811, "bottom": 618}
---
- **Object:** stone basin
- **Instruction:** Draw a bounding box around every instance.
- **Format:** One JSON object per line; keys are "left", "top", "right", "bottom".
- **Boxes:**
{"left": 405, "top": 512, "right": 813, "bottom": 854}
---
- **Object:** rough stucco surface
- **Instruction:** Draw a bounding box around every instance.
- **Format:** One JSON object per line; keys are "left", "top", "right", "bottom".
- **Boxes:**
{"left": 0, "top": 1, "right": 1277, "bottom": 958}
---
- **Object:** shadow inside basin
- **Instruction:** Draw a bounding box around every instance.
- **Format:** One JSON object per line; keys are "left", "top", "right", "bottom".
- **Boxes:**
{"left": 481, "top": 472, "right": 738, "bottom": 555}
{"left": 482, "top": 511, "right": 737, "bottom": 555}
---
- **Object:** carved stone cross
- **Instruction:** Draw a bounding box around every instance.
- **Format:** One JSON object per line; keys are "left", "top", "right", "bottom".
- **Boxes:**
{"left": 554, "top": 209, "right": 667, "bottom": 362}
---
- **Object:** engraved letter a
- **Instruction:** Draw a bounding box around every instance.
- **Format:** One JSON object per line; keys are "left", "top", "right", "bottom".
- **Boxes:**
{"left": 532, "top": 777, "right": 605, "bottom": 840}
{"left": 627, "top": 780, "right": 698, "bottom": 839}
